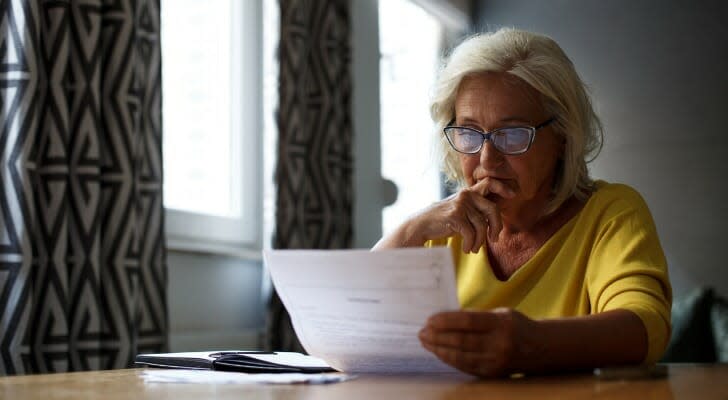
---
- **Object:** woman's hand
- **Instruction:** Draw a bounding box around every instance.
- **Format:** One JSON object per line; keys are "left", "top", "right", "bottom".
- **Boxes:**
{"left": 374, "top": 177, "right": 515, "bottom": 252}
{"left": 418, "top": 308, "right": 540, "bottom": 378}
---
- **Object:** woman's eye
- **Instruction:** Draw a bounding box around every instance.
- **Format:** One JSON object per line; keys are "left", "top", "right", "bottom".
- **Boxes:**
{"left": 460, "top": 133, "right": 480, "bottom": 146}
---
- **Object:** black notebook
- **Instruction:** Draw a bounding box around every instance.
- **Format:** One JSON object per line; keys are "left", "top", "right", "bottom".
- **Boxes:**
{"left": 135, "top": 351, "right": 336, "bottom": 374}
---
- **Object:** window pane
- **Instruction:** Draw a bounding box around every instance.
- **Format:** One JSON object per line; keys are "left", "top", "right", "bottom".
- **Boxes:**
{"left": 161, "top": 0, "right": 239, "bottom": 218}
{"left": 379, "top": 0, "right": 443, "bottom": 235}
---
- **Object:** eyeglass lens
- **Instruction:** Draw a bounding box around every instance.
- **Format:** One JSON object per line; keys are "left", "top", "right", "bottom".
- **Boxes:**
{"left": 449, "top": 127, "right": 532, "bottom": 154}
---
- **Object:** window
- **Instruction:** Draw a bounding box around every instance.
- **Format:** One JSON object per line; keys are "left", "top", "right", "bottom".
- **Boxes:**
{"left": 379, "top": 0, "right": 448, "bottom": 235}
{"left": 161, "top": 0, "right": 262, "bottom": 256}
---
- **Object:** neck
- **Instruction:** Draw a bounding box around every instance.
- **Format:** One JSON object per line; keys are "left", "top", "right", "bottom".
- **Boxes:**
{"left": 500, "top": 205, "right": 548, "bottom": 234}
{"left": 500, "top": 192, "right": 554, "bottom": 234}
{"left": 499, "top": 195, "right": 582, "bottom": 239}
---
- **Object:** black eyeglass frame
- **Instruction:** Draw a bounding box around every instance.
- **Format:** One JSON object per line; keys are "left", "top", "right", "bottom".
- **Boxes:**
{"left": 443, "top": 117, "right": 556, "bottom": 155}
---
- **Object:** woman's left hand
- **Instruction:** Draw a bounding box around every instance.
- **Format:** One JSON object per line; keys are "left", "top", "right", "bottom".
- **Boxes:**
{"left": 418, "top": 308, "right": 541, "bottom": 377}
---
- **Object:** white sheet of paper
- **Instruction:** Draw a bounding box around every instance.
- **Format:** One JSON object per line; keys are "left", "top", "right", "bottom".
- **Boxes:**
{"left": 264, "top": 247, "right": 462, "bottom": 374}
{"left": 142, "top": 369, "right": 352, "bottom": 385}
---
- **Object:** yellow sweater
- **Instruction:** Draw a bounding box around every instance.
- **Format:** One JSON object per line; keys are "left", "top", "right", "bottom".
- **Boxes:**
{"left": 425, "top": 181, "right": 672, "bottom": 364}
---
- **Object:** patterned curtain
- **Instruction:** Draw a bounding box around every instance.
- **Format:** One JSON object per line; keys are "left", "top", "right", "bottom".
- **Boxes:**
{"left": 267, "top": 0, "right": 352, "bottom": 352}
{"left": 0, "top": 0, "right": 166, "bottom": 375}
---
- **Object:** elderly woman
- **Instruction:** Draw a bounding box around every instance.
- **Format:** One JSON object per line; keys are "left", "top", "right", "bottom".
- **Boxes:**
{"left": 374, "top": 28, "right": 671, "bottom": 377}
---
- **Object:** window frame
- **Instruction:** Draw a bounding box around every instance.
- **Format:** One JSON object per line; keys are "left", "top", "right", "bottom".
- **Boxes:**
{"left": 163, "top": 0, "right": 263, "bottom": 259}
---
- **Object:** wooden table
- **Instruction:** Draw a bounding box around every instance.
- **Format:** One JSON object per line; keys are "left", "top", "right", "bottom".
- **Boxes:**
{"left": 1, "top": 364, "right": 727, "bottom": 399}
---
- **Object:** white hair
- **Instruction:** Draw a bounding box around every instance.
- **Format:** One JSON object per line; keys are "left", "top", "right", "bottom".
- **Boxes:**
{"left": 431, "top": 28, "right": 603, "bottom": 214}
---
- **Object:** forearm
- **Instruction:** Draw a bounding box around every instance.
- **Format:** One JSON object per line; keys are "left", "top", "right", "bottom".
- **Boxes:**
{"left": 517, "top": 309, "right": 647, "bottom": 373}
{"left": 372, "top": 219, "right": 424, "bottom": 250}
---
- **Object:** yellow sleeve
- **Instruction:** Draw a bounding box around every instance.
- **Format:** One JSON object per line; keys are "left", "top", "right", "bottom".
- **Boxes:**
{"left": 424, "top": 238, "right": 449, "bottom": 248}
{"left": 586, "top": 187, "right": 672, "bottom": 364}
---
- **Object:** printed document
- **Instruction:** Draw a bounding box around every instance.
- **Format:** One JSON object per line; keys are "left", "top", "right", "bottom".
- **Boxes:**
{"left": 263, "top": 247, "right": 461, "bottom": 374}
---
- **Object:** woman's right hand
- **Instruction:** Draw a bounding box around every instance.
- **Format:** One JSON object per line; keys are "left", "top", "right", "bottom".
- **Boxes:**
{"left": 373, "top": 177, "right": 515, "bottom": 253}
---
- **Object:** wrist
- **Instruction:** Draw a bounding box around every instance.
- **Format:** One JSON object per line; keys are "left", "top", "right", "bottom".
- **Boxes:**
{"left": 396, "top": 218, "right": 426, "bottom": 247}
{"left": 372, "top": 218, "right": 425, "bottom": 249}
{"left": 510, "top": 315, "right": 550, "bottom": 373}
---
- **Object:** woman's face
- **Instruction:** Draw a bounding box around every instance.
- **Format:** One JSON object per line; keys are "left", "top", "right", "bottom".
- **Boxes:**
{"left": 454, "top": 72, "right": 562, "bottom": 219}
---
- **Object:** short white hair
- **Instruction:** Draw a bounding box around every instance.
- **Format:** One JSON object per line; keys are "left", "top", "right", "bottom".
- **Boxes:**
{"left": 431, "top": 28, "right": 603, "bottom": 214}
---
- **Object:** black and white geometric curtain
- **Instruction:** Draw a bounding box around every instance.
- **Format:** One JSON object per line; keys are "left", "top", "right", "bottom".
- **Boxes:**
{"left": 0, "top": 0, "right": 166, "bottom": 375}
{"left": 267, "top": 0, "right": 352, "bottom": 351}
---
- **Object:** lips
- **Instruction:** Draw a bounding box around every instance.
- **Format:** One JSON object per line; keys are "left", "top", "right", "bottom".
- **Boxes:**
{"left": 475, "top": 172, "right": 509, "bottom": 181}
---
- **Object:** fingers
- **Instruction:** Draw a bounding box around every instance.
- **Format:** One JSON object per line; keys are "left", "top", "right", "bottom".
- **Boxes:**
{"left": 469, "top": 177, "right": 516, "bottom": 199}
{"left": 426, "top": 310, "right": 502, "bottom": 331}
{"left": 412, "top": 177, "right": 509, "bottom": 250}
{"left": 420, "top": 339, "right": 506, "bottom": 377}
{"left": 419, "top": 324, "right": 511, "bottom": 377}
{"left": 448, "top": 219, "right": 475, "bottom": 254}
{"left": 419, "top": 328, "right": 489, "bottom": 351}
{"left": 439, "top": 198, "right": 480, "bottom": 253}
{"left": 464, "top": 177, "right": 510, "bottom": 242}
{"left": 468, "top": 195, "right": 502, "bottom": 242}
{"left": 418, "top": 309, "right": 525, "bottom": 377}
{"left": 464, "top": 210, "right": 487, "bottom": 253}
{"left": 449, "top": 192, "right": 499, "bottom": 252}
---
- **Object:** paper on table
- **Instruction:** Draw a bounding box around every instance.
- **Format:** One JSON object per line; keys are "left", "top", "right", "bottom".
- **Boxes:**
{"left": 264, "top": 247, "right": 462, "bottom": 374}
{"left": 141, "top": 369, "right": 353, "bottom": 385}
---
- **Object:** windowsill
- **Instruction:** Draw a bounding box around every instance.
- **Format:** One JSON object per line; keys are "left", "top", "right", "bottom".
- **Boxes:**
{"left": 166, "top": 237, "right": 263, "bottom": 261}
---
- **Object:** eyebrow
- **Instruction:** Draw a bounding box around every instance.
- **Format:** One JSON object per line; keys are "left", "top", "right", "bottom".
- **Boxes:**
{"left": 456, "top": 116, "right": 534, "bottom": 126}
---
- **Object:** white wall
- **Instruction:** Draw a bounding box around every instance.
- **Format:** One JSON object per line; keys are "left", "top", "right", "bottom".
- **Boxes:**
{"left": 353, "top": 0, "right": 384, "bottom": 248}
{"left": 474, "top": 0, "right": 728, "bottom": 297}
{"left": 167, "top": 252, "right": 264, "bottom": 351}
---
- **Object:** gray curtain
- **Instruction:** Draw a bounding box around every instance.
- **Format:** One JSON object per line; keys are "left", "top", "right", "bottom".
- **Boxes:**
{"left": 0, "top": 0, "right": 166, "bottom": 374}
{"left": 267, "top": 0, "right": 352, "bottom": 352}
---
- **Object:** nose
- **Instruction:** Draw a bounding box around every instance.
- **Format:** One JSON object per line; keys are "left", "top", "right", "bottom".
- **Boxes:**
{"left": 479, "top": 141, "right": 504, "bottom": 168}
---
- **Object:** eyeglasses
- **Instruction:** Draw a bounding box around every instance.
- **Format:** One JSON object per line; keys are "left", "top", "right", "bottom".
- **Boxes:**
{"left": 443, "top": 118, "right": 555, "bottom": 155}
